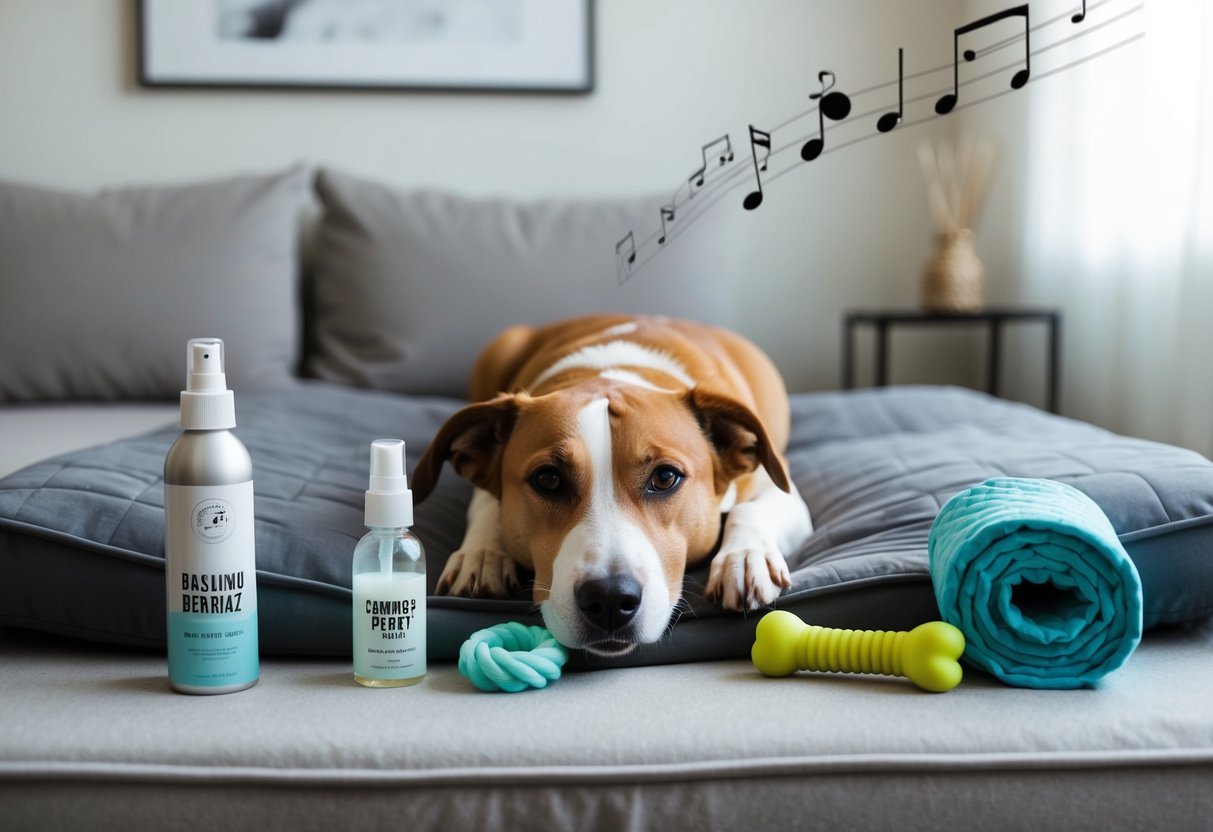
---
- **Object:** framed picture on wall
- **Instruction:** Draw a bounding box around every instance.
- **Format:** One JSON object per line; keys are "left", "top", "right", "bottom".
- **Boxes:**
{"left": 138, "top": 0, "right": 594, "bottom": 93}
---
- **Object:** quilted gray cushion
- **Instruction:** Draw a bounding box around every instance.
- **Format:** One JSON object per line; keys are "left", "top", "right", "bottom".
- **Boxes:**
{"left": 0, "top": 384, "right": 1210, "bottom": 668}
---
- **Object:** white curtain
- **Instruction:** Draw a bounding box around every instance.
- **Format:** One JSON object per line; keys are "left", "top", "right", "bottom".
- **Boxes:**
{"left": 1022, "top": 0, "right": 1213, "bottom": 455}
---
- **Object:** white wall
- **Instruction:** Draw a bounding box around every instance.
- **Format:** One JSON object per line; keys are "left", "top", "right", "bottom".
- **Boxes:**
{"left": 1, "top": 1, "right": 980, "bottom": 395}
{"left": 959, "top": 0, "right": 1213, "bottom": 454}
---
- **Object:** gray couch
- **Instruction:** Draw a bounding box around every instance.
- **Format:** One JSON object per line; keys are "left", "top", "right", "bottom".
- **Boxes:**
{"left": 1, "top": 167, "right": 1211, "bottom": 830}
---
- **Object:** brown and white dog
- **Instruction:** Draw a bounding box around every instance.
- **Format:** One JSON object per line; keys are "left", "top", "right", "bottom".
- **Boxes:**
{"left": 411, "top": 315, "right": 812, "bottom": 656}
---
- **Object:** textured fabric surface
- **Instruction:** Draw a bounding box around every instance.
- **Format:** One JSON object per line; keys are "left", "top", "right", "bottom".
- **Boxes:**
{"left": 306, "top": 167, "right": 739, "bottom": 398}
{"left": 788, "top": 388, "right": 1213, "bottom": 630}
{"left": 0, "top": 403, "right": 175, "bottom": 478}
{"left": 0, "top": 167, "right": 310, "bottom": 401}
{"left": 1, "top": 620, "right": 1212, "bottom": 831}
{"left": 0, "top": 384, "right": 1212, "bottom": 668}
{"left": 930, "top": 478, "right": 1143, "bottom": 689}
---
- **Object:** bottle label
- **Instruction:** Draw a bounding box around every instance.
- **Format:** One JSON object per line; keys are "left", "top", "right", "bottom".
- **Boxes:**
{"left": 353, "top": 572, "right": 427, "bottom": 680}
{"left": 165, "top": 482, "right": 259, "bottom": 688}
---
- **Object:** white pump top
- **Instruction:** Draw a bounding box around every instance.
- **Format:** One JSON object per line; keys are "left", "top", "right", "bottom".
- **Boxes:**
{"left": 365, "top": 439, "right": 414, "bottom": 528}
{"left": 180, "top": 338, "right": 236, "bottom": 430}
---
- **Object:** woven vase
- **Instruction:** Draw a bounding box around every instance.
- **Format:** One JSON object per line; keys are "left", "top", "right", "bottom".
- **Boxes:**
{"left": 921, "top": 229, "right": 985, "bottom": 313}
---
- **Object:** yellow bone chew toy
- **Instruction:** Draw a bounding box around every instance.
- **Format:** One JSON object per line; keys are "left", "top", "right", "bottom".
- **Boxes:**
{"left": 751, "top": 610, "right": 965, "bottom": 692}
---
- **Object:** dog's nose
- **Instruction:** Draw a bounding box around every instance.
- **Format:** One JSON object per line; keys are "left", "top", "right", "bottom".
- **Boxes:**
{"left": 575, "top": 575, "right": 642, "bottom": 633}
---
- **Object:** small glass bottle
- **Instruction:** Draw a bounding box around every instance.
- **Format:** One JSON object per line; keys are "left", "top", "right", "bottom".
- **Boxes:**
{"left": 353, "top": 439, "right": 426, "bottom": 687}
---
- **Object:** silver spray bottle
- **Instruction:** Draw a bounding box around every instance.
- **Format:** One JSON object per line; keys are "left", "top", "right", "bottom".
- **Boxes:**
{"left": 164, "top": 338, "right": 260, "bottom": 694}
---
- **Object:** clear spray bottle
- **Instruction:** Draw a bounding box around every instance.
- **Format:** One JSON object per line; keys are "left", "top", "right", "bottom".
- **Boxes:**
{"left": 353, "top": 439, "right": 426, "bottom": 687}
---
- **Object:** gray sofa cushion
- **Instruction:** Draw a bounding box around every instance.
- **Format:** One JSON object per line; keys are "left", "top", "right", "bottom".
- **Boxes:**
{"left": 0, "top": 384, "right": 1210, "bottom": 668}
{"left": 306, "top": 167, "right": 737, "bottom": 398}
{"left": 0, "top": 167, "right": 310, "bottom": 401}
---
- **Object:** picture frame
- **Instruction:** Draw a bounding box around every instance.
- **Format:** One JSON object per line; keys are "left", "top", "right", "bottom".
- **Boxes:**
{"left": 138, "top": 0, "right": 594, "bottom": 94}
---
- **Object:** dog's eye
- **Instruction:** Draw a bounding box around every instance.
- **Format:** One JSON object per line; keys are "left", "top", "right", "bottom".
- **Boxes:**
{"left": 530, "top": 466, "right": 564, "bottom": 494}
{"left": 647, "top": 465, "right": 684, "bottom": 494}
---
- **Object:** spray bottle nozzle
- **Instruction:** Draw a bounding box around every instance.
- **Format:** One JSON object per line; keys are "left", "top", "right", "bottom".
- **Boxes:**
{"left": 365, "top": 439, "right": 413, "bottom": 528}
{"left": 369, "top": 439, "right": 406, "bottom": 491}
{"left": 180, "top": 337, "right": 236, "bottom": 430}
{"left": 187, "top": 339, "right": 227, "bottom": 393}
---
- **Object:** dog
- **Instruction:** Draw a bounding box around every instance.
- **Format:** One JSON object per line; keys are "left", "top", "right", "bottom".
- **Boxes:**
{"left": 411, "top": 315, "right": 813, "bottom": 656}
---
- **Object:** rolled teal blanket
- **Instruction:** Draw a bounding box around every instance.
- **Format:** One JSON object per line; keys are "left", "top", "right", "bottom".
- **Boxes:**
{"left": 929, "top": 478, "right": 1143, "bottom": 689}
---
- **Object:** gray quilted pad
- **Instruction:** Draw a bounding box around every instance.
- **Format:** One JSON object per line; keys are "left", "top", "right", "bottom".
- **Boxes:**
{"left": 1, "top": 383, "right": 1211, "bottom": 669}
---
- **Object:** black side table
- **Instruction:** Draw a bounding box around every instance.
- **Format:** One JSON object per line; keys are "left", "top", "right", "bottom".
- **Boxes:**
{"left": 842, "top": 308, "right": 1061, "bottom": 413}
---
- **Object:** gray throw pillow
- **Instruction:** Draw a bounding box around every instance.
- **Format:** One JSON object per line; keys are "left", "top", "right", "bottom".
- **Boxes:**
{"left": 0, "top": 167, "right": 311, "bottom": 401}
{"left": 307, "top": 167, "right": 737, "bottom": 398}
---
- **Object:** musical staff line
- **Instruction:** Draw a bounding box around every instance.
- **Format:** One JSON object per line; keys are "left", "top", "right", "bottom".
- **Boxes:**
{"left": 771, "top": 0, "right": 1119, "bottom": 133}
{"left": 761, "top": 32, "right": 1144, "bottom": 192}
{"left": 777, "top": 4, "right": 1126, "bottom": 175}
{"left": 625, "top": 30, "right": 1142, "bottom": 279}
{"left": 616, "top": 22, "right": 1143, "bottom": 282}
{"left": 658, "top": 2, "right": 1139, "bottom": 220}
{"left": 851, "top": 0, "right": 1112, "bottom": 94}
{"left": 691, "top": 0, "right": 1137, "bottom": 214}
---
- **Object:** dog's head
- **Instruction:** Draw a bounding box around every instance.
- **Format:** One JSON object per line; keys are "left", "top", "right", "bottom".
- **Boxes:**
{"left": 412, "top": 381, "right": 789, "bottom": 655}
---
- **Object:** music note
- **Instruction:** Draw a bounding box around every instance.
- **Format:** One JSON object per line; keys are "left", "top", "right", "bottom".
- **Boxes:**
{"left": 1072, "top": 0, "right": 1086, "bottom": 24}
{"left": 657, "top": 205, "right": 676, "bottom": 245}
{"left": 935, "top": 5, "right": 1030, "bottom": 115}
{"left": 876, "top": 48, "right": 904, "bottom": 133}
{"left": 742, "top": 126, "right": 773, "bottom": 211}
{"left": 688, "top": 134, "right": 736, "bottom": 194}
{"left": 615, "top": 231, "right": 636, "bottom": 273}
{"left": 801, "top": 71, "right": 852, "bottom": 162}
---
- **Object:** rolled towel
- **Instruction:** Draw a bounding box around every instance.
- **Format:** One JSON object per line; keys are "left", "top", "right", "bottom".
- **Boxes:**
{"left": 929, "top": 478, "right": 1143, "bottom": 689}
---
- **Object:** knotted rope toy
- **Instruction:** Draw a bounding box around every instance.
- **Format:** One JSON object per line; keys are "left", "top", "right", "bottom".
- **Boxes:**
{"left": 751, "top": 610, "right": 965, "bottom": 692}
{"left": 458, "top": 622, "right": 569, "bottom": 692}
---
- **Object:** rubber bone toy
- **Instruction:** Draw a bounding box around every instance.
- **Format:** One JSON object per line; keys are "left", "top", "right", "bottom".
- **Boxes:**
{"left": 751, "top": 610, "right": 965, "bottom": 692}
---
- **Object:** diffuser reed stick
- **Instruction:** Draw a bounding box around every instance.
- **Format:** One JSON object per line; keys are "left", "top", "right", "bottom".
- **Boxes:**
{"left": 917, "top": 135, "right": 997, "bottom": 313}
{"left": 916, "top": 135, "right": 996, "bottom": 234}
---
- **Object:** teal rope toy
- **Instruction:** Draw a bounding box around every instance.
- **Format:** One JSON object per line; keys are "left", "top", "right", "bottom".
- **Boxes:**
{"left": 458, "top": 622, "right": 569, "bottom": 692}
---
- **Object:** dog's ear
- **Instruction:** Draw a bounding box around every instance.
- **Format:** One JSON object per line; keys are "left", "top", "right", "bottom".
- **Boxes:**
{"left": 686, "top": 389, "right": 790, "bottom": 493}
{"left": 412, "top": 394, "right": 521, "bottom": 503}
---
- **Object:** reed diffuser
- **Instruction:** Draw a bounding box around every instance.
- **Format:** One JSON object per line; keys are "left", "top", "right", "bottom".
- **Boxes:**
{"left": 917, "top": 136, "right": 996, "bottom": 313}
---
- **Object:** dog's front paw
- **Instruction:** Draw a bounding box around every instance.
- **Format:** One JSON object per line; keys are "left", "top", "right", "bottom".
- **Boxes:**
{"left": 705, "top": 544, "right": 792, "bottom": 612}
{"left": 435, "top": 546, "right": 521, "bottom": 598}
